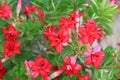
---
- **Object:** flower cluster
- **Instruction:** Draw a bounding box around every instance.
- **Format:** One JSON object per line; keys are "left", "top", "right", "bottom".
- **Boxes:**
{"left": 44, "top": 10, "right": 84, "bottom": 53}
{"left": 0, "top": 4, "right": 12, "bottom": 19}
{"left": 0, "top": 0, "right": 118, "bottom": 79}
{"left": 0, "top": 60, "right": 7, "bottom": 79}
{"left": 2, "top": 25, "right": 21, "bottom": 58}
{"left": 24, "top": 56, "right": 52, "bottom": 80}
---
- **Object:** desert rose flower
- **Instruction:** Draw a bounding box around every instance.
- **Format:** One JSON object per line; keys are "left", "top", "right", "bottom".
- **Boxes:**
{"left": 4, "top": 41, "right": 21, "bottom": 58}
{"left": 44, "top": 26, "right": 69, "bottom": 53}
{"left": 61, "top": 56, "right": 82, "bottom": 75}
{"left": 2, "top": 25, "right": 21, "bottom": 41}
{"left": 79, "top": 19, "right": 102, "bottom": 46}
{"left": 30, "top": 56, "right": 52, "bottom": 80}
{"left": 84, "top": 46, "right": 105, "bottom": 68}
{"left": 0, "top": 4, "right": 12, "bottom": 19}
{"left": 23, "top": 5, "right": 45, "bottom": 22}
{"left": 43, "top": 25, "right": 56, "bottom": 40}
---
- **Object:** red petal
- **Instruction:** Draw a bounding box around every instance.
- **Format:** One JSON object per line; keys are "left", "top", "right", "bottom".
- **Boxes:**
{"left": 2, "top": 28, "right": 8, "bottom": 33}
{"left": 56, "top": 44, "right": 63, "bottom": 53}
{"left": 84, "top": 57, "right": 92, "bottom": 65}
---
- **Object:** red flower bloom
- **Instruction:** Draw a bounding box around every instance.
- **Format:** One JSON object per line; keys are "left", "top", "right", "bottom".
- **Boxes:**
{"left": 59, "top": 17, "right": 76, "bottom": 29}
{"left": 23, "top": 5, "right": 45, "bottom": 22}
{"left": 23, "top": 5, "right": 36, "bottom": 15}
{"left": 2, "top": 25, "right": 21, "bottom": 41}
{"left": 0, "top": 60, "right": 7, "bottom": 79}
{"left": 61, "top": 56, "right": 82, "bottom": 75}
{"left": 0, "top": 4, "right": 12, "bottom": 19}
{"left": 4, "top": 41, "right": 21, "bottom": 57}
{"left": 78, "top": 74, "right": 90, "bottom": 80}
{"left": 44, "top": 25, "right": 56, "bottom": 40}
{"left": 44, "top": 26, "right": 69, "bottom": 53}
{"left": 79, "top": 19, "right": 102, "bottom": 46}
{"left": 31, "top": 56, "right": 52, "bottom": 80}
{"left": 58, "top": 10, "right": 84, "bottom": 35}
{"left": 50, "top": 32, "right": 69, "bottom": 53}
{"left": 84, "top": 46, "right": 105, "bottom": 68}
{"left": 118, "top": 78, "right": 120, "bottom": 80}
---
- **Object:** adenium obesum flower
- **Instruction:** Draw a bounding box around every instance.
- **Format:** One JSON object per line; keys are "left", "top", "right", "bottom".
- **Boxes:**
{"left": 79, "top": 19, "right": 102, "bottom": 46}
{"left": 44, "top": 25, "right": 56, "bottom": 40}
{"left": 44, "top": 26, "right": 69, "bottom": 53}
{"left": 0, "top": 4, "right": 12, "bottom": 19}
{"left": 4, "top": 41, "right": 21, "bottom": 58}
{"left": 58, "top": 9, "right": 84, "bottom": 35}
{"left": 0, "top": 60, "right": 7, "bottom": 79}
{"left": 23, "top": 5, "right": 45, "bottom": 22}
{"left": 84, "top": 46, "right": 105, "bottom": 68}
{"left": 78, "top": 74, "right": 90, "bottom": 80}
{"left": 23, "top": 5, "right": 36, "bottom": 15}
{"left": 2, "top": 25, "right": 21, "bottom": 41}
{"left": 24, "top": 56, "right": 52, "bottom": 80}
{"left": 61, "top": 56, "right": 82, "bottom": 75}
{"left": 50, "top": 56, "right": 82, "bottom": 79}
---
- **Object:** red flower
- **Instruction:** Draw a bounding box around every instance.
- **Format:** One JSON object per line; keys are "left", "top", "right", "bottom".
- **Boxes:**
{"left": 59, "top": 17, "right": 76, "bottom": 29}
{"left": 44, "top": 26, "right": 69, "bottom": 53}
{"left": 78, "top": 74, "right": 90, "bottom": 80}
{"left": 31, "top": 56, "right": 52, "bottom": 80}
{"left": 2, "top": 25, "right": 21, "bottom": 41}
{"left": 43, "top": 25, "right": 56, "bottom": 40}
{"left": 84, "top": 46, "right": 105, "bottom": 68}
{"left": 0, "top": 60, "right": 7, "bottom": 79}
{"left": 110, "top": 0, "right": 116, "bottom": 4}
{"left": 23, "top": 5, "right": 36, "bottom": 15}
{"left": 0, "top": 4, "right": 12, "bottom": 19}
{"left": 50, "top": 32, "right": 69, "bottom": 53}
{"left": 58, "top": 10, "right": 84, "bottom": 35}
{"left": 4, "top": 41, "right": 21, "bottom": 57}
{"left": 61, "top": 56, "right": 82, "bottom": 75}
{"left": 79, "top": 19, "right": 102, "bottom": 46}
{"left": 23, "top": 5, "right": 45, "bottom": 22}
